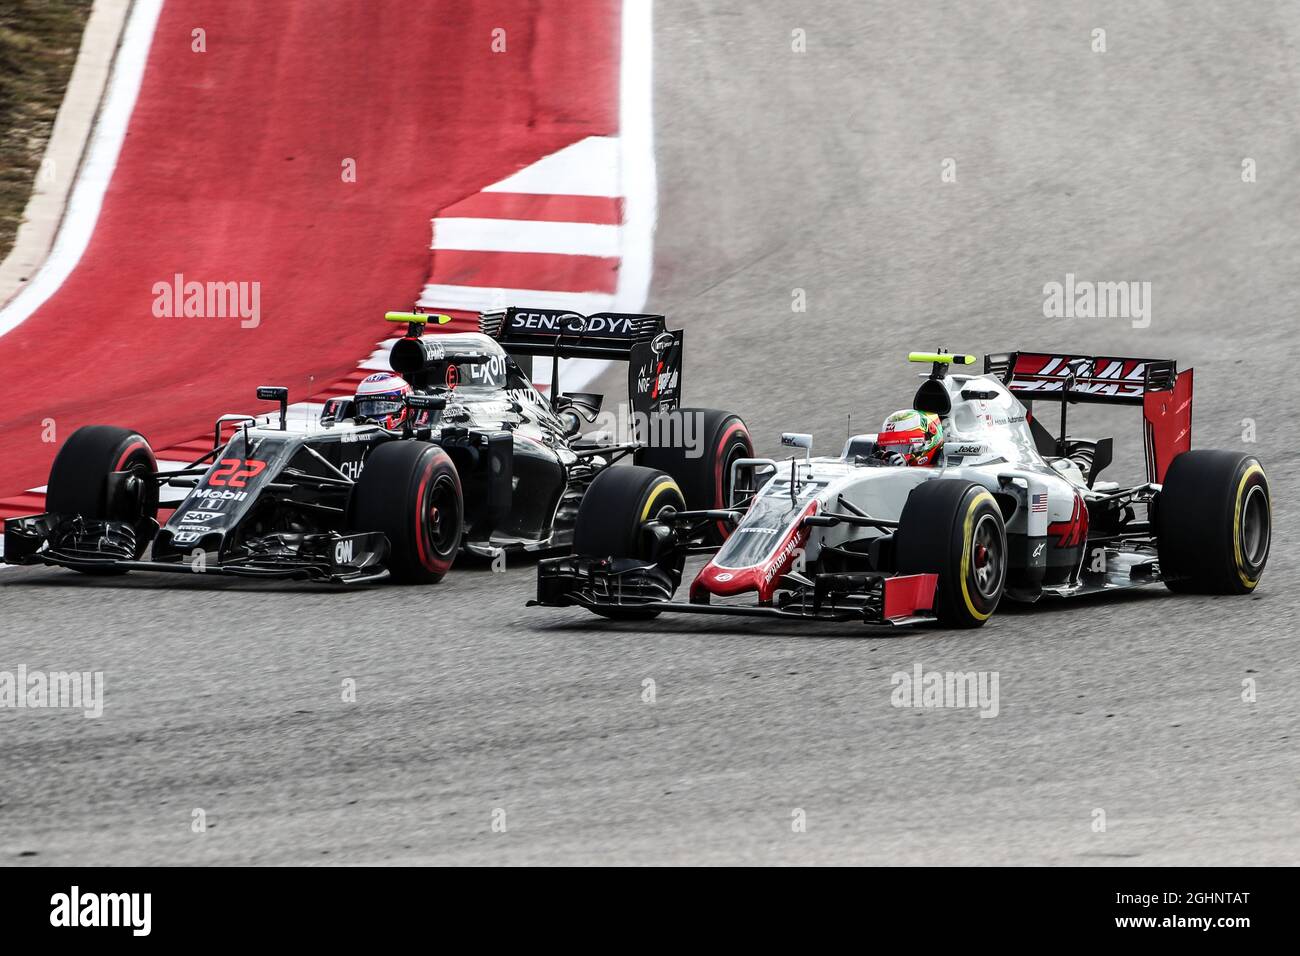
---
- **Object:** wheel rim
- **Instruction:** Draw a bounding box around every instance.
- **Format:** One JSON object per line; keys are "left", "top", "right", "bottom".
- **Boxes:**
{"left": 1240, "top": 484, "right": 1269, "bottom": 568}
{"left": 425, "top": 474, "right": 460, "bottom": 556}
{"left": 116, "top": 456, "right": 158, "bottom": 523}
{"left": 971, "top": 512, "right": 1005, "bottom": 600}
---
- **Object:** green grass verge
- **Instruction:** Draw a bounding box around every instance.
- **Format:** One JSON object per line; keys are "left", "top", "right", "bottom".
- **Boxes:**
{"left": 0, "top": 0, "right": 95, "bottom": 262}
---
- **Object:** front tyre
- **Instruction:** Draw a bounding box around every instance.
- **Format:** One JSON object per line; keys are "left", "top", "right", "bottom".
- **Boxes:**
{"left": 46, "top": 425, "right": 159, "bottom": 568}
{"left": 348, "top": 442, "right": 463, "bottom": 584}
{"left": 574, "top": 465, "right": 687, "bottom": 619}
{"left": 1156, "top": 450, "right": 1270, "bottom": 594}
{"left": 895, "top": 479, "right": 1007, "bottom": 628}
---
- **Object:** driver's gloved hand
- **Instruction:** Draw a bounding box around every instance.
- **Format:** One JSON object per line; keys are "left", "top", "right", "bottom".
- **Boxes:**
{"left": 875, "top": 449, "right": 907, "bottom": 466}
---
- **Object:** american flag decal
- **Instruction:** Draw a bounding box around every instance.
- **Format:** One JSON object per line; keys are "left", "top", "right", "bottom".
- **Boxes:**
{"left": 1031, "top": 493, "right": 1049, "bottom": 513}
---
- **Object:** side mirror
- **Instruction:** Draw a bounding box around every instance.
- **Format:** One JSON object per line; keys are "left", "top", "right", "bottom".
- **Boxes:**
{"left": 405, "top": 393, "right": 448, "bottom": 412}
{"left": 257, "top": 385, "right": 289, "bottom": 430}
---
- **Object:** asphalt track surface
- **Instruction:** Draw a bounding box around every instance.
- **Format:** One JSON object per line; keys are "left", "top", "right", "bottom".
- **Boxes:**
{"left": 3, "top": 2, "right": 1299, "bottom": 865}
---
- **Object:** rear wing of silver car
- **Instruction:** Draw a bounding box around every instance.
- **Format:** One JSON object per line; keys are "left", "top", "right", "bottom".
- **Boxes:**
{"left": 984, "top": 351, "right": 1192, "bottom": 483}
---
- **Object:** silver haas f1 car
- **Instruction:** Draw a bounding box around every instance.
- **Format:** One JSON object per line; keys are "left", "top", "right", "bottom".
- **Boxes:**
{"left": 534, "top": 349, "right": 1270, "bottom": 627}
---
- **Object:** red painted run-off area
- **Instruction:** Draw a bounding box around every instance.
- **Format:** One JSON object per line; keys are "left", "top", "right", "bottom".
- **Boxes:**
{"left": 0, "top": 0, "right": 618, "bottom": 502}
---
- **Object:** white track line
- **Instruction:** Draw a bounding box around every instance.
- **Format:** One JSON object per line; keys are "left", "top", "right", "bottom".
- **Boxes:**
{"left": 613, "top": 0, "right": 658, "bottom": 315}
{"left": 0, "top": 0, "right": 164, "bottom": 339}
{"left": 417, "top": 284, "right": 615, "bottom": 314}
{"left": 431, "top": 218, "right": 620, "bottom": 257}
{"left": 484, "top": 136, "right": 620, "bottom": 196}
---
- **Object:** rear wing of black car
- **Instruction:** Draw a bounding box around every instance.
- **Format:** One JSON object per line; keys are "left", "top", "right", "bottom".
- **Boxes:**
{"left": 984, "top": 351, "right": 1193, "bottom": 483}
{"left": 479, "top": 307, "right": 682, "bottom": 415}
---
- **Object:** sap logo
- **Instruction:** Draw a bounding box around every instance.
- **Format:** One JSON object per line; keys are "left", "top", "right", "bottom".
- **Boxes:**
{"left": 181, "top": 511, "right": 221, "bottom": 523}
{"left": 334, "top": 539, "right": 354, "bottom": 564}
{"left": 193, "top": 488, "right": 247, "bottom": 502}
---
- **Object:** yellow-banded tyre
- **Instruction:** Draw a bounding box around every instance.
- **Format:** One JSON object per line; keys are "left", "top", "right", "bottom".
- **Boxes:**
{"left": 636, "top": 408, "right": 753, "bottom": 545}
{"left": 895, "top": 480, "right": 1006, "bottom": 628}
{"left": 574, "top": 466, "right": 687, "bottom": 620}
{"left": 1156, "top": 450, "right": 1270, "bottom": 594}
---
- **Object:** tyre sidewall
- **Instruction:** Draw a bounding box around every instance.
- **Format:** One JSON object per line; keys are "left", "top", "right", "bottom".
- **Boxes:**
{"left": 575, "top": 465, "right": 686, "bottom": 562}
{"left": 349, "top": 442, "right": 462, "bottom": 584}
{"left": 897, "top": 479, "right": 1006, "bottom": 628}
{"left": 636, "top": 408, "right": 751, "bottom": 543}
{"left": 46, "top": 426, "right": 158, "bottom": 562}
{"left": 1157, "top": 450, "right": 1269, "bottom": 594}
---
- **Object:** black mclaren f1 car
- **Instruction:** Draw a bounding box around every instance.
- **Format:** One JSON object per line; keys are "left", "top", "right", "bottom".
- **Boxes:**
{"left": 3, "top": 308, "right": 753, "bottom": 583}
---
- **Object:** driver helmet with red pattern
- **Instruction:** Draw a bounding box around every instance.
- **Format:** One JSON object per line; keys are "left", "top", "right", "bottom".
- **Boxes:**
{"left": 876, "top": 408, "right": 944, "bottom": 466}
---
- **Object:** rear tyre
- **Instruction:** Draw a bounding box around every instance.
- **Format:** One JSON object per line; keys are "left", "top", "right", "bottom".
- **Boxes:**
{"left": 348, "top": 442, "right": 462, "bottom": 584}
{"left": 46, "top": 425, "right": 158, "bottom": 569}
{"left": 1156, "top": 450, "right": 1269, "bottom": 594}
{"left": 574, "top": 465, "right": 687, "bottom": 619}
{"left": 895, "top": 479, "right": 1006, "bottom": 628}
{"left": 636, "top": 407, "right": 752, "bottom": 544}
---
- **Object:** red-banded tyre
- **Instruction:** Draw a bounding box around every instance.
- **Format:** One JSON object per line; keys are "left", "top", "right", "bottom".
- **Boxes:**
{"left": 895, "top": 479, "right": 1006, "bottom": 628}
{"left": 46, "top": 425, "right": 159, "bottom": 569}
{"left": 1156, "top": 450, "right": 1270, "bottom": 594}
{"left": 348, "top": 441, "right": 462, "bottom": 584}
{"left": 574, "top": 465, "right": 687, "bottom": 619}
{"left": 636, "top": 407, "right": 752, "bottom": 544}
